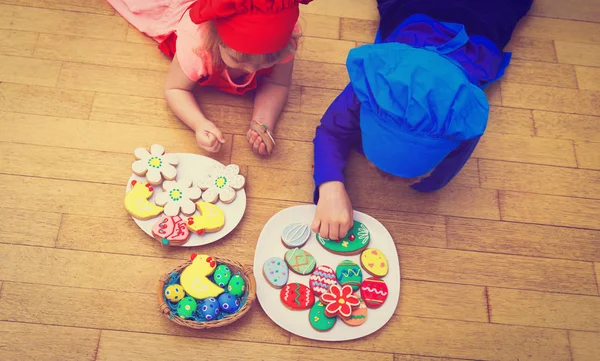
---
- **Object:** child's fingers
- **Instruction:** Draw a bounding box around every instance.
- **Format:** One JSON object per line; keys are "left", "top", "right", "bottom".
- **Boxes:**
{"left": 259, "top": 143, "right": 267, "bottom": 156}
{"left": 319, "top": 222, "right": 330, "bottom": 240}
{"left": 329, "top": 224, "right": 340, "bottom": 241}
{"left": 311, "top": 217, "right": 321, "bottom": 234}
{"left": 204, "top": 123, "right": 226, "bottom": 144}
{"left": 252, "top": 136, "right": 262, "bottom": 153}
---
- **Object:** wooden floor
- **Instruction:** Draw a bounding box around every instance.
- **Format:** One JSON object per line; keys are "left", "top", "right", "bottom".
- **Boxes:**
{"left": 1, "top": 0, "right": 600, "bottom": 360}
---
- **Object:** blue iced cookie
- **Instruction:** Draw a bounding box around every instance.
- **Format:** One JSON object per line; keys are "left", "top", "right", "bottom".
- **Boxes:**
{"left": 263, "top": 257, "right": 289, "bottom": 288}
{"left": 200, "top": 297, "right": 220, "bottom": 321}
{"left": 218, "top": 293, "right": 240, "bottom": 313}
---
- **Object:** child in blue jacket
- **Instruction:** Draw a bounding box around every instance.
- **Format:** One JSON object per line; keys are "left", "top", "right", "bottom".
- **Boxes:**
{"left": 312, "top": 0, "right": 533, "bottom": 240}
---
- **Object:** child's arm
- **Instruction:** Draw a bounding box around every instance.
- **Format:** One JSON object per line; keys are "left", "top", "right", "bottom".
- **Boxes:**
{"left": 164, "top": 57, "right": 226, "bottom": 153}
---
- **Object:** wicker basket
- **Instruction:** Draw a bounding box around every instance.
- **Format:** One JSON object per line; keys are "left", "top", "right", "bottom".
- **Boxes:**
{"left": 157, "top": 256, "right": 256, "bottom": 329}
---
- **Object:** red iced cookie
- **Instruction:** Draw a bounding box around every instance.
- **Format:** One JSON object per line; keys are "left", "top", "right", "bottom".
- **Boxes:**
{"left": 152, "top": 215, "right": 190, "bottom": 246}
{"left": 280, "top": 282, "right": 314, "bottom": 310}
{"left": 360, "top": 277, "right": 388, "bottom": 309}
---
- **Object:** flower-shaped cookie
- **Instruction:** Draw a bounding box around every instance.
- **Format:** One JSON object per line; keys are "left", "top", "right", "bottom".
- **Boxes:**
{"left": 195, "top": 164, "right": 245, "bottom": 204}
{"left": 320, "top": 284, "right": 361, "bottom": 318}
{"left": 155, "top": 179, "right": 202, "bottom": 216}
{"left": 132, "top": 144, "right": 178, "bottom": 185}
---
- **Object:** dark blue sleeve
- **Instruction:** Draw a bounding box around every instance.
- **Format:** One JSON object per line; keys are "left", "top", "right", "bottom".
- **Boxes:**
{"left": 410, "top": 137, "right": 480, "bottom": 192}
{"left": 312, "top": 84, "right": 362, "bottom": 203}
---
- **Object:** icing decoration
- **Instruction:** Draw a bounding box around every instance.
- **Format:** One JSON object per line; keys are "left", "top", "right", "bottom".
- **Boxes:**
{"left": 320, "top": 284, "right": 361, "bottom": 318}
{"left": 185, "top": 202, "right": 225, "bottom": 235}
{"left": 124, "top": 180, "right": 164, "bottom": 220}
{"left": 155, "top": 179, "right": 202, "bottom": 216}
{"left": 284, "top": 248, "right": 316, "bottom": 275}
{"left": 336, "top": 260, "right": 363, "bottom": 291}
{"left": 360, "top": 248, "right": 389, "bottom": 277}
{"left": 309, "top": 265, "right": 338, "bottom": 296}
{"left": 227, "top": 274, "right": 246, "bottom": 297}
{"left": 218, "top": 293, "right": 241, "bottom": 313}
{"left": 213, "top": 264, "right": 232, "bottom": 288}
{"left": 280, "top": 282, "right": 314, "bottom": 310}
{"left": 164, "top": 284, "right": 185, "bottom": 302}
{"left": 195, "top": 164, "right": 245, "bottom": 204}
{"left": 180, "top": 254, "right": 224, "bottom": 300}
{"left": 316, "top": 221, "right": 370, "bottom": 254}
{"left": 200, "top": 297, "right": 220, "bottom": 320}
{"left": 152, "top": 216, "right": 190, "bottom": 246}
{"left": 341, "top": 298, "right": 367, "bottom": 326}
{"left": 262, "top": 257, "right": 289, "bottom": 288}
{"left": 131, "top": 144, "right": 178, "bottom": 185}
{"left": 281, "top": 223, "right": 311, "bottom": 248}
{"left": 309, "top": 301, "right": 336, "bottom": 332}
{"left": 360, "top": 277, "right": 389, "bottom": 309}
{"left": 176, "top": 296, "right": 197, "bottom": 319}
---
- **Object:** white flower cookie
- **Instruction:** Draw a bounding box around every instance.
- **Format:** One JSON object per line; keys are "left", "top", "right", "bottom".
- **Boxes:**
{"left": 131, "top": 144, "right": 178, "bottom": 185}
{"left": 155, "top": 179, "right": 202, "bottom": 216}
{"left": 194, "top": 164, "right": 245, "bottom": 204}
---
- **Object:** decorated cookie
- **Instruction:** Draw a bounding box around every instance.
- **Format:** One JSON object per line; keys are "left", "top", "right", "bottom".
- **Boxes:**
{"left": 124, "top": 180, "right": 164, "bottom": 220}
{"left": 360, "top": 248, "right": 389, "bottom": 277}
{"left": 316, "top": 221, "right": 370, "bottom": 255}
{"left": 342, "top": 298, "right": 367, "bottom": 326}
{"left": 218, "top": 293, "right": 241, "bottom": 313}
{"left": 155, "top": 179, "right": 202, "bottom": 216}
{"left": 213, "top": 264, "right": 232, "bottom": 288}
{"left": 309, "top": 301, "right": 336, "bottom": 332}
{"left": 336, "top": 260, "right": 363, "bottom": 291}
{"left": 281, "top": 223, "right": 311, "bottom": 248}
{"left": 152, "top": 215, "right": 190, "bottom": 246}
{"left": 263, "top": 257, "right": 289, "bottom": 289}
{"left": 309, "top": 265, "right": 338, "bottom": 296}
{"left": 200, "top": 298, "right": 220, "bottom": 320}
{"left": 176, "top": 296, "right": 197, "bottom": 319}
{"left": 320, "top": 284, "right": 361, "bottom": 318}
{"left": 195, "top": 164, "right": 245, "bottom": 204}
{"left": 285, "top": 248, "right": 316, "bottom": 275}
{"left": 186, "top": 202, "right": 225, "bottom": 235}
{"left": 280, "top": 283, "right": 315, "bottom": 310}
{"left": 227, "top": 274, "right": 246, "bottom": 297}
{"left": 164, "top": 284, "right": 185, "bottom": 303}
{"left": 360, "top": 277, "right": 388, "bottom": 309}
{"left": 132, "top": 144, "right": 178, "bottom": 185}
{"left": 180, "top": 254, "right": 224, "bottom": 300}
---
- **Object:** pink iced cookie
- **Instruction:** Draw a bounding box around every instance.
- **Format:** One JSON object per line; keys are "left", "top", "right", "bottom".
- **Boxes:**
{"left": 152, "top": 215, "right": 190, "bottom": 246}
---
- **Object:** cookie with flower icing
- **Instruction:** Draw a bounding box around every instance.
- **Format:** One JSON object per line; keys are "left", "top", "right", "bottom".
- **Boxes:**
{"left": 131, "top": 144, "right": 178, "bottom": 185}
{"left": 155, "top": 179, "right": 202, "bottom": 216}
{"left": 195, "top": 164, "right": 245, "bottom": 204}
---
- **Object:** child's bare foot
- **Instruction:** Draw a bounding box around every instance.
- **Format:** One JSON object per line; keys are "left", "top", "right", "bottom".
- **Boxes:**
{"left": 247, "top": 120, "right": 276, "bottom": 156}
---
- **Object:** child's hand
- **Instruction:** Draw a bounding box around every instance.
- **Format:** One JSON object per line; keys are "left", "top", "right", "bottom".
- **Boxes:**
{"left": 195, "top": 119, "right": 226, "bottom": 153}
{"left": 311, "top": 181, "right": 354, "bottom": 240}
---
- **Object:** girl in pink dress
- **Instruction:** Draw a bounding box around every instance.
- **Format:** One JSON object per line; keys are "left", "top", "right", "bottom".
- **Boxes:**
{"left": 106, "top": 0, "right": 313, "bottom": 155}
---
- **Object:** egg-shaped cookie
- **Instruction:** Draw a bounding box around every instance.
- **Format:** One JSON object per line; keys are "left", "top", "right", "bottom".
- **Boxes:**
{"left": 218, "top": 293, "right": 241, "bottom": 313}
{"left": 200, "top": 298, "right": 220, "bottom": 320}
{"left": 227, "top": 274, "right": 246, "bottom": 297}
{"left": 336, "top": 260, "right": 363, "bottom": 291}
{"left": 360, "top": 277, "right": 388, "bottom": 309}
{"left": 263, "top": 257, "right": 289, "bottom": 288}
{"left": 316, "top": 221, "right": 370, "bottom": 255}
{"left": 360, "top": 248, "right": 389, "bottom": 277}
{"left": 213, "top": 264, "right": 232, "bottom": 287}
{"left": 284, "top": 248, "right": 316, "bottom": 275}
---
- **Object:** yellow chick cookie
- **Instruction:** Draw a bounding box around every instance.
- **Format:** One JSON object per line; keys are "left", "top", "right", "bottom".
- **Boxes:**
{"left": 124, "top": 180, "right": 164, "bottom": 220}
{"left": 180, "top": 254, "right": 224, "bottom": 299}
{"left": 185, "top": 202, "right": 225, "bottom": 235}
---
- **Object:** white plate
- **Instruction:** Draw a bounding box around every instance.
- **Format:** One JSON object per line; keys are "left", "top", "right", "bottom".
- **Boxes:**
{"left": 253, "top": 205, "right": 400, "bottom": 341}
{"left": 126, "top": 153, "right": 246, "bottom": 247}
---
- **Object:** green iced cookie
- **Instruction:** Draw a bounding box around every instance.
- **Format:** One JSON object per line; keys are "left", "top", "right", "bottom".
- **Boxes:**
{"left": 177, "top": 296, "right": 197, "bottom": 319}
{"left": 316, "top": 221, "right": 370, "bottom": 255}
{"left": 309, "top": 301, "right": 336, "bottom": 332}
{"left": 336, "top": 260, "right": 362, "bottom": 291}
{"left": 227, "top": 274, "right": 246, "bottom": 297}
{"left": 213, "top": 264, "right": 232, "bottom": 287}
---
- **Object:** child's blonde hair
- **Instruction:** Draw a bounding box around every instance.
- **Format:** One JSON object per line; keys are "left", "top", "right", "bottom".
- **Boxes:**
{"left": 200, "top": 21, "right": 300, "bottom": 70}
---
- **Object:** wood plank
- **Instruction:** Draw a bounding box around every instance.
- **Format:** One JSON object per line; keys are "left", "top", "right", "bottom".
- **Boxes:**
{"left": 0, "top": 54, "right": 61, "bottom": 86}
{"left": 514, "top": 16, "right": 600, "bottom": 45}
{"left": 97, "top": 330, "right": 392, "bottom": 361}
{"left": 570, "top": 331, "right": 600, "bottom": 361}
{"left": 504, "top": 36, "right": 557, "bottom": 63}
{"left": 299, "top": 12, "right": 340, "bottom": 39}
{"left": 500, "top": 191, "right": 600, "bottom": 230}
{"left": 0, "top": 282, "right": 289, "bottom": 344}
{"left": 0, "top": 4, "right": 127, "bottom": 40}
{"left": 0, "top": 0, "right": 115, "bottom": 15}
{"left": 596, "top": 263, "right": 600, "bottom": 292}
{"left": 125, "top": 24, "right": 155, "bottom": 45}
{"left": 0, "top": 207, "right": 61, "bottom": 247}
{"left": 246, "top": 166, "right": 314, "bottom": 203}
{"left": 340, "top": 18, "right": 378, "bottom": 43}
{"left": 297, "top": 37, "right": 355, "bottom": 64}
{"left": 300, "top": 0, "right": 379, "bottom": 21}
{"left": 195, "top": 83, "right": 302, "bottom": 113}
{"left": 0, "top": 82, "right": 94, "bottom": 118}
{"left": 34, "top": 34, "right": 170, "bottom": 71}
{"left": 555, "top": 41, "right": 600, "bottom": 67}
{"left": 575, "top": 66, "right": 600, "bottom": 91}
{"left": 474, "top": 132, "right": 577, "bottom": 167}
{"left": 292, "top": 59, "right": 349, "bottom": 90}
{"left": 529, "top": 0, "right": 600, "bottom": 23}
{"left": 291, "top": 315, "right": 570, "bottom": 361}
{"left": 0, "top": 29, "right": 38, "bottom": 56}
{"left": 395, "top": 356, "right": 470, "bottom": 361}
{"left": 489, "top": 288, "right": 600, "bottom": 331}
{"left": 301, "top": 86, "right": 342, "bottom": 115}
{"left": 575, "top": 141, "right": 600, "bottom": 170}
{"left": 447, "top": 217, "right": 600, "bottom": 262}
{"left": 534, "top": 110, "right": 600, "bottom": 143}
{"left": 501, "top": 82, "right": 600, "bottom": 117}
{"left": 503, "top": 60, "right": 577, "bottom": 88}
{"left": 231, "top": 136, "right": 312, "bottom": 172}
{"left": 486, "top": 106, "right": 534, "bottom": 136}
{"left": 484, "top": 82, "right": 502, "bottom": 106}
{"left": 479, "top": 159, "right": 600, "bottom": 199}
{"left": 0, "top": 321, "right": 100, "bottom": 361}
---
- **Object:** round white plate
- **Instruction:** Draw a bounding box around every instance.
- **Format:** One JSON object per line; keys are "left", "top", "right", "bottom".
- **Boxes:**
{"left": 126, "top": 153, "right": 246, "bottom": 247}
{"left": 253, "top": 205, "right": 400, "bottom": 341}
